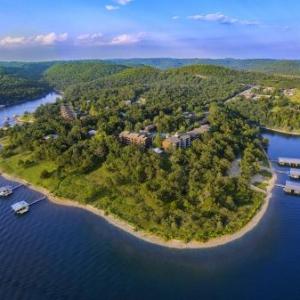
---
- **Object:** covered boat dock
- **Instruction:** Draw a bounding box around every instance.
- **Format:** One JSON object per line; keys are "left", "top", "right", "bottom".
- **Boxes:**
{"left": 284, "top": 181, "right": 300, "bottom": 195}
{"left": 278, "top": 157, "right": 300, "bottom": 168}
{"left": 290, "top": 169, "right": 300, "bottom": 179}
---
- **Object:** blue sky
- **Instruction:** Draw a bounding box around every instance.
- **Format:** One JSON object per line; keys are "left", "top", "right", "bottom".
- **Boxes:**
{"left": 0, "top": 0, "right": 299, "bottom": 60}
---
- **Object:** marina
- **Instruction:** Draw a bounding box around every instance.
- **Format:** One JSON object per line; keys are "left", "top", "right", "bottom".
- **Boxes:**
{"left": 278, "top": 157, "right": 300, "bottom": 168}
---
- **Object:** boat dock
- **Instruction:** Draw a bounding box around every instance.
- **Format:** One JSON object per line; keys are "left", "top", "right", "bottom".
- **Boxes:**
{"left": 12, "top": 184, "right": 24, "bottom": 191}
{"left": 11, "top": 197, "right": 46, "bottom": 215}
{"left": 278, "top": 157, "right": 300, "bottom": 168}
{"left": 283, "top": 181, "right": 300, "bottom": 195}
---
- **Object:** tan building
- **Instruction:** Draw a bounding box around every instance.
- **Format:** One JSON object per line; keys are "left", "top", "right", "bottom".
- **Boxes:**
{"left": 60, "top": 105, "right": 77, "bottom": 121}
{"left": 119, "top": 131, "right": 152, "bottom": 148}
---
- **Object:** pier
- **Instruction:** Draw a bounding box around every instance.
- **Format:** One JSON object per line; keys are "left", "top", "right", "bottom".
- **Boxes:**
{"left": 12, "top": 184, "right": 24, "bottom": 191}
{"left": 29, "top": 196, "right": 46, "bottom": 206}
{"left": 11, "top": 197, "right": 46, "bottom": 215}
{"left": 278, "top": 157, "right": 300, "bottom": 168}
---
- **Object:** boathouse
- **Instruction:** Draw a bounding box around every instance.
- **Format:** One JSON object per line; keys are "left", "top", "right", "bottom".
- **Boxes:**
{"left": 278, "top": 157, "right": 300, "bottom": 168}
{"left": 11, "top": 201, "right": 29, "bottom": 214}
{"left": 290, "top": 169, "right": 300, "bottom": 179}
{"left": 284, "top": 181, "right": 300, "bottom": 195}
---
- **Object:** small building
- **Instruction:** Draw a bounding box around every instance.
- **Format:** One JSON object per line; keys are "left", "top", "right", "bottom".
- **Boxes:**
{"left": 88, "top": 130, "right": 97, "bottom": 137}
{"left": 187, "top": 125, "right": 210, "bottom": 140}
{"left": 152, "top": 148, "right": 164, "bottom": 155}
{"left": 60, "top": 105, "right": 77, "bottom": 121}
{"left": 278, "top": 157, "right": 300, "bottom": 168}
{"left": 11, "top": 201, "right": 30, "bottom": 214}
{"left": 119, "top": 131, "right": 152, "bottom": 148}
{"left": 290, "top": 169, "right": 300, "bottom": 179}
{"left": 43, "top": 134, "right": 59, "bottom": 141}
{"left": 123, "top": 100, "right": 132, "bottom": 106}
{"left": 284, "top": 181, "right": 300, "bottom": 195}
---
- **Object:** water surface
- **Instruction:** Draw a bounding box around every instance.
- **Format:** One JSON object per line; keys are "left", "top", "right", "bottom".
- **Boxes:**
{"left": 0, "top": 92, "right": 61, "bottom": 127}
{"left": 0, "top": 131, "right": 300, "bottom": 299}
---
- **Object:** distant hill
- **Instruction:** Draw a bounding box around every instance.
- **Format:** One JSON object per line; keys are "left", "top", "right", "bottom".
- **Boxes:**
{"left": 44, "top": 61, "right": 128, "bottom": 90}
{"left": 109, "top": 58, "right": 300, "bottom": 76}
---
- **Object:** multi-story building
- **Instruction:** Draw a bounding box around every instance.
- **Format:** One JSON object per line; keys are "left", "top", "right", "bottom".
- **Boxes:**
{"left": 119, "top": 131, "right": 152, "bottom": 148}
{"left": 60, "top": 105, "right": 77, "bottom": 121}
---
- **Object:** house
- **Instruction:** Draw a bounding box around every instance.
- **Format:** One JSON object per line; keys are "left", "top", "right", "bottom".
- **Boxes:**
{"left": 60, "top": 105, "right": 77, "bottom": 121}
{"left": 162, "top": 136, "right": 181, "bottom": 150}
{"left": 119, "top": 131, "right": 152, "bottom": 148}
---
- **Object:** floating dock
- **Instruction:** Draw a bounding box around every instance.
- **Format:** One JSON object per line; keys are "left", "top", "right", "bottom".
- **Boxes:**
{"left": 278, "top": 157, "right": 300, "bottom": 168}
{"left": 11, "top": 197, "right": 46, "bottom": 215}
{"left": 283, "top": 181, "right": 300, "bottom": 195}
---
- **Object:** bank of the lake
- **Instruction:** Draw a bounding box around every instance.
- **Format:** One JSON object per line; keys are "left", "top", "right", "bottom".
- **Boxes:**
{"left": 0, "top": 92, "right": 61, "bottom": 128}
{"left": 264, "top": 127, "right": 300, "bottom": 136}
{"left": 1, "top": 131, "right": 300, "bottom": 300}
{"left": 0, "top": 161, "right": 277, "bottom": 249}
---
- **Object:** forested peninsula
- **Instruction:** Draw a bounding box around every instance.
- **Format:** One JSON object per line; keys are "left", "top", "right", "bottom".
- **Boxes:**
{"left": 0, "top": 60, "right": 299, "bottom": 244}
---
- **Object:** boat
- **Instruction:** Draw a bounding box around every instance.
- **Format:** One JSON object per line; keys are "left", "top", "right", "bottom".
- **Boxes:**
{"left": 11, "top": 201, "right": 30, "bottom": 215}
{"left": 0, "top": 186, "right": 13, "bottom": 197}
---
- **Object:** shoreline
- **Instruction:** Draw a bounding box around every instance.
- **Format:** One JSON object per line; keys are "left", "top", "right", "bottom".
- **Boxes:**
{"left": 0, "top": 169, "right": 277, "bottom": 250}
{"left": 263, "top": 127, "right": 300, "bottom": 136}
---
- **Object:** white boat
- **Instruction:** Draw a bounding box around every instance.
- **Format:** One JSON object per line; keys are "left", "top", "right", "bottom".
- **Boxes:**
{"left": 11, "top": 201, "right": 29, "bottom": 215}
{"left": 0, "top": 186, "right": 13, "bottom": 197}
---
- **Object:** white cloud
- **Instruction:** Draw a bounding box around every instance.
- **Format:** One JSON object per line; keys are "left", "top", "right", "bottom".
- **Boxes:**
{"left": 0, "top": 36, "right": 27, "bottom": 47}
{"left": 188, "top": 12, "right": 259, "bottom": 26}
{"left": 76, "top": 32, "right": 145, "bottom": 46}
{"left": 115, "top": 0, "right": 132, "bottom": 5}
{"left": 76, "top": 33, "right": 104, "bottom": 45}
{"left": 105, "top": 5, "right": 120, "bottom": 11}
{"left": 172, "top": 16, "right": 180, "bottom": 20}
{"left": 34, "top": 32, "right": 68, "bottom": 45}
{"left": 110, "top": 33, "right": 144, "bottom": 45}
{"left": 0, "top": 32, "right": 69, "bottom": 48}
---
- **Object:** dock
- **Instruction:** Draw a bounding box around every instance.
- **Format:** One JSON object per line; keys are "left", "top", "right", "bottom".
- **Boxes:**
{"left": 283, "top": 181, "right": 300, "bottom": 195}
{"left": 278, "top": 157, "right": 300, "bottom": 168}
{"left": 11, "top": 196, "right": 46, "bottom": 215}
{"left": 12, "top": 184, "right": 24, "bottom": 191}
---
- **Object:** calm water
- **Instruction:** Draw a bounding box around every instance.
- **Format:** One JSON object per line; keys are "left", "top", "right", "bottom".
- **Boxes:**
{"left": 0, "top": 92, "right": 61, "bottom": 127}
{"left": 0, "top": 131, "right": 300, "bottom": 299}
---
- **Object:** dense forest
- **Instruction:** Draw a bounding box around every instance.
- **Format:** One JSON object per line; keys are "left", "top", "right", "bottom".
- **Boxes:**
{"left": 0, "top": 68, "right": 50, "bottom": 106}
{"left": 110, "top": 58, "right": 300, "bottom": 76}
{"left": 0, "top": 62, "right": 273, "bottom": 242}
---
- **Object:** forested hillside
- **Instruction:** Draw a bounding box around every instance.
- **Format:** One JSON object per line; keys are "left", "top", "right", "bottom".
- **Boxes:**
{"left": 110, "top": 58, "right": 300, "bottom": 76}
{"left": 0, "top": 63, "right": 272, "bottom": 242}
{"left": 0, "top": 69, "right": 50, "bottom": 106}
{"left": 44, "top": 61, "right": 128, "bottom": 90}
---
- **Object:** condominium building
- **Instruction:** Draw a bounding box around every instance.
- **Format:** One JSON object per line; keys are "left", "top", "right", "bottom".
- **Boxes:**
{"left": 119, "top": 131, "right": 152, "bottom": 148}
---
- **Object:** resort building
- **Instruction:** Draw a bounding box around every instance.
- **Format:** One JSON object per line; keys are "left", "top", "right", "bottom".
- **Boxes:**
{"left": 119, "top": 131, "right": 152, "bottom": 148}
{"left": 60, "top": 105, "right": 77, "bottom": 121}
{"left": 162, "top": 125, "right": 210, "bottom": 151}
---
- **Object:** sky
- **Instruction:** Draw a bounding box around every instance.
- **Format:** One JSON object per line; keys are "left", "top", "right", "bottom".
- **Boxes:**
{"left": 0, "top": 0, "right": 300, "bottom": 61}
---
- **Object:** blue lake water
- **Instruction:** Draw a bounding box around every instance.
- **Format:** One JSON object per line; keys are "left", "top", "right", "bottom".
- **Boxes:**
{"left": 0, "top": 92, "right": 61, "bottom": 127}
{"left": 0, "top": 128, "right": 300, "bottom": 298}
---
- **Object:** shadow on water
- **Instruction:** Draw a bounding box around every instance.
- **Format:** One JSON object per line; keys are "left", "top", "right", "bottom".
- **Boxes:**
{"left": 0, "top": 132, "right": 300, "bottom": 299}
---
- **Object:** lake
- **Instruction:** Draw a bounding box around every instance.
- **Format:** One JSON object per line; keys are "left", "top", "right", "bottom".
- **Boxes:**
{"left": 0, "top": 92, "right": 61, "bottom": 127}
{"left": 0, "top": 103, "right": 300, "bottom": 298}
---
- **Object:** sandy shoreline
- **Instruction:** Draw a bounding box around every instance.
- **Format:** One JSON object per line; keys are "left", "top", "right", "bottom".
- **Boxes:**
{"left": 0, "top": 169, "right": 277, "bottom": 249}
{"left": 264, "top": 127, "right": 300, "bottom": 136}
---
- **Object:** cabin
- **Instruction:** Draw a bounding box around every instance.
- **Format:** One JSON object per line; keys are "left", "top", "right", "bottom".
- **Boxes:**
{"left": 60, "top": 105, "right": 77, "bottom": 121}
{"left": 284, "top": 181, "right": 300, "bottom": 195}
{"left": 11, "top": 201, "right": 29, "bottom": 214}
{"left": 290, "top": 169, "right": 300, "bottom": 180}
{"left": 278, "top": 157, "right": 300, "bottom": 168}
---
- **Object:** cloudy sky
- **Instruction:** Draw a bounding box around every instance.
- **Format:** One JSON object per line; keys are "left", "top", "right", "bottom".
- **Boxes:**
{"left": 0, "top": 0, "right": 300, "bottom": 60}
